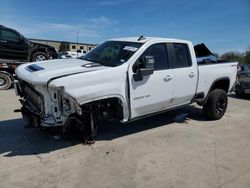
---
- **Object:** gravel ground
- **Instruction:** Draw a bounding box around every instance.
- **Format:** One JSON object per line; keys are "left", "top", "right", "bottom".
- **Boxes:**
{"left": 0, "top": 90, "right": 250, "bottom": 188}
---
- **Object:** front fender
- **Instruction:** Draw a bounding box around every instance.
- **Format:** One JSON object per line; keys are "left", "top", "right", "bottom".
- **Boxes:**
{"left": 49, "top": 64, "right": 130, "bottom": 121}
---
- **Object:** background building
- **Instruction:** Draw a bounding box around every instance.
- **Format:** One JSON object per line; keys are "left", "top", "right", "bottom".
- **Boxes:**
{"left": 28, "top": 38, "right": 97, "bottom": 52}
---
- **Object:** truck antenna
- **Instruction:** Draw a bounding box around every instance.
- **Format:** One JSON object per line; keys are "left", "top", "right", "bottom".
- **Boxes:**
{"left": 138, "top": 35, "right": 145, "bottom": 41}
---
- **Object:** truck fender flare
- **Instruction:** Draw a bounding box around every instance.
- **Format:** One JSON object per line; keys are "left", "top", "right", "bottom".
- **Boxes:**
{"left": 31, "top": 46, "right": 48, "bottom": 53}
{"left": 202, "top": 77, "right": 230, "bottom": 105}
{"left": 79, "top": 94, "right": 129, "bottom": 121}
{"left": 30, "top": 48, "right": 48, "bottom": 58}
{"left": 209, "top": 77, "right": 230, "bottom": 92}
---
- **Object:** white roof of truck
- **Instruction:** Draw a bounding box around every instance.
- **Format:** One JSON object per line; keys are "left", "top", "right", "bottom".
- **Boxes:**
{"left": 109, "top": 37, "right": 190, "bottom": 44}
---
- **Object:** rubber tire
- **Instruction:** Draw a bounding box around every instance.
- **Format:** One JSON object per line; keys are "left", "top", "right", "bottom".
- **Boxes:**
{"left": 235, "top": 90, "right": 244, "bottom": 97}
{"left": 0, "top": 73, "right": 12, "bottom": 90}
{"left": 235, "top": 85, "right": 244, "bottom": 97}
{"left": 203, "top": 89, "right": 228, "bottom": 120}
{"left": 31, "top": 51, "right": 49, "bottom": 62}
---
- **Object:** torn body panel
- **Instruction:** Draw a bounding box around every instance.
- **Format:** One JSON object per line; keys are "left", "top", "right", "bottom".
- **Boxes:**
{"left": 15, "top": 80, "right": 81, "bottom": 128}
{"left": 15, "top": 62, "right": 129, "bottom": 129}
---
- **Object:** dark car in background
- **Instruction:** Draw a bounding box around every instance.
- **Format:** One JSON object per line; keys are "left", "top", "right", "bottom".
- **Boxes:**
{"left": 0, "top": 25, "right": 58, "bottom": 90}
{"left": 0, "top": 25, "right": 58, "bottom": 62}
{"left": 235, "top": 64, "right": 250, "bottom": 97}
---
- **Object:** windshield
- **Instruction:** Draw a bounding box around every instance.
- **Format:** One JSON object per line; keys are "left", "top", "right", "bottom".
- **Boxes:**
{"left": 80, "top": 41, "right": 142, "bottom": 67}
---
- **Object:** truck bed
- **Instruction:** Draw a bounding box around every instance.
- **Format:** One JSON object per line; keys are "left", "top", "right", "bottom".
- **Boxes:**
{"left": 197, "top": 61, "right": 238, "bottom": 96}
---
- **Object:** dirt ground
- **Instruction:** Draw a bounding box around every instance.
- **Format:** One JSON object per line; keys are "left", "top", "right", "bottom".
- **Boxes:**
{"left": 0, "top": 90, "right": 250, "bottom": 188}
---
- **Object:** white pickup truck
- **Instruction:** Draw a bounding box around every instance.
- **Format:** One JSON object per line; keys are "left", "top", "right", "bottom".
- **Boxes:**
{"left": 15, "top": 37, "right": 238, "bottom": 143}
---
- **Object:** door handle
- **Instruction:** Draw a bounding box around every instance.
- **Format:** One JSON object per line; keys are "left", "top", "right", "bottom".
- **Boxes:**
{"left": 189, "top": 72, "right": 195, "bottom": 78}
{"left": 164, "top": 75, "right": 172, "bottom": 82}
{"left": 0, "top": 40, "right": 7, "bottom": 43}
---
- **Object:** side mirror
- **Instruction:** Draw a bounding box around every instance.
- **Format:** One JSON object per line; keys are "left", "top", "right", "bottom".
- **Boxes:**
{"left": 133, "top": 56, "right": 154, "bottom": 81}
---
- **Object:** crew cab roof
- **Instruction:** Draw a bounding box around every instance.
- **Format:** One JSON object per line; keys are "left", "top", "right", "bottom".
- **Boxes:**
{"left": 109, "top": 37, "right": 191, "bottom": 44}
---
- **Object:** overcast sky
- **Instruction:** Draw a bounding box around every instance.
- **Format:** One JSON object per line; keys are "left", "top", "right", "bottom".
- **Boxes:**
{"left": 0, "top": 0, "right": 249, "bottom": 54}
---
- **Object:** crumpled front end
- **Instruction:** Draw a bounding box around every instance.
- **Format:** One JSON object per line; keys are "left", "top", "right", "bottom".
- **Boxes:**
{"left": 15, "top": 79, "right": 82, "bottom": 128}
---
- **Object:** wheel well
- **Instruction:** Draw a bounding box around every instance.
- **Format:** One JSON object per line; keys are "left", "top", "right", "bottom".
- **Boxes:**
{"left": 81, "top": 97, "right": 124, "bottom": 121}
{"left": 32, "top": 49, "right": 47, "bottom": 55}
{"left": 211, "top": 78, "right": 230, "bottom": 93}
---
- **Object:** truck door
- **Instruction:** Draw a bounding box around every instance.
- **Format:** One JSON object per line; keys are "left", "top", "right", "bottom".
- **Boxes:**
{"left": 128, "top": 43, "right": 174, "bottom": 119}
{"left": 168, "top": 43, "right": 198, "bottom": 105}
{"left": 0, "top": 28, "right": 29, "bottom": 61}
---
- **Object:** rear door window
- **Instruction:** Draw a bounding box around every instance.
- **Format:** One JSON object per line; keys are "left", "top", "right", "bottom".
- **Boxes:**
{"left": 170, "top": 43, "right": 192, "bottom": 68}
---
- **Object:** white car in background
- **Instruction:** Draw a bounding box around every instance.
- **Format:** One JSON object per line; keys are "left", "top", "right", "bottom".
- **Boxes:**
{"left": 59, "top": 50, "right": 87, "bottom": 59}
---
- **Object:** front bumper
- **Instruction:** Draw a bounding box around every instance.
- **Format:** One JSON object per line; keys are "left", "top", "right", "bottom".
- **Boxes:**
{"left": 14, "top": 80, "right": 44, "bottom": 127}
{"left": 15, "top": 80, "right": 61, "bottom": 127}
{"left": 14, "top": 80, "right": 77, "bottom": 127}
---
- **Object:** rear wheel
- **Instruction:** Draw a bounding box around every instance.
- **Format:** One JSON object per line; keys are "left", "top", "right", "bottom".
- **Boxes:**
{"left": 31, "top": 51, "right": 48, "bottom": 62}
{"left": 0, "top": 73, "right": 12, "bottom": 90}
{"left": 235, "top": 90, "right": 244, "bottom": 97}
{"left": 235, "top": 84, "right": 244, "bottom": 97}
{"left": 203, "top": 89, "right": 228, "bottom": 120}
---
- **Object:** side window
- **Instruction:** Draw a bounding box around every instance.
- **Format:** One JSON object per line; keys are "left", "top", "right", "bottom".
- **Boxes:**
{"left": 143, "top": 43, "right": 168, "bottom": 70}
{"left": 1, "top": 29, "right": 19, "bottom": 42}
{"left": 171, "top": 43, "right": 192, "bottom": 68}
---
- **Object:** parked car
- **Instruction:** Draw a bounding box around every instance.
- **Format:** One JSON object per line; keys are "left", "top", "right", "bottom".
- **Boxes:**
{"left": 0, "top": 25, "right": 58, "bottom": 90}
{"left": 234, "top": 64, "right": 250, "bottom": 96}
{"left": 58, "top": 50, "right": 87, "bottom": 59}
{"left": 14, "top": 37, "right": 237, "bottom": 143}
{"left": 0, "top": 25, "right": 58, "bottom": 62}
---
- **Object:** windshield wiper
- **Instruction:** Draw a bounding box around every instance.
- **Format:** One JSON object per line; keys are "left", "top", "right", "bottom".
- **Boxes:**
{"left": 82, "top": 57, "right": 104, "bottom": 65}
{"left": 81, "top": 57, "right": 115, "bottom": 67}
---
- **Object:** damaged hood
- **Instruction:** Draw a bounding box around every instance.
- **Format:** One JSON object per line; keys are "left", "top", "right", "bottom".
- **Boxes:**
{"left": 15, "top": 59, "right": 109, "bottom": 84}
